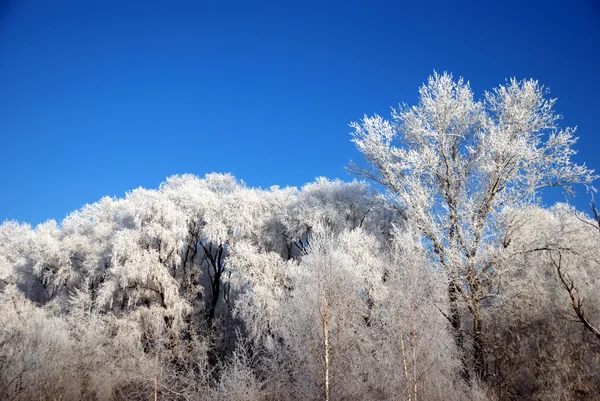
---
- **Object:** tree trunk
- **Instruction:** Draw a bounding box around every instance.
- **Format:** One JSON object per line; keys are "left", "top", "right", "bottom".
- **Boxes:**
{"left": 472, "top": 302, "right": 485, "bottom": 380}
{"left": 207, "top": 270, "right": 221, "bottom": 326}
{"left": 322, "top": 295, "right": 330, "bottom": 401}
{"left": 205, "top": 243, "right": 224, "bottom": 328}
{"left": 448, "top": 281, "right": 470, "bottom": 382}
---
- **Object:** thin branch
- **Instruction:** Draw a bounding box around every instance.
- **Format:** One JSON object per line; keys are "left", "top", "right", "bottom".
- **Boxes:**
{"left": 549, "top": 251, "right": 600, "bottom": 342}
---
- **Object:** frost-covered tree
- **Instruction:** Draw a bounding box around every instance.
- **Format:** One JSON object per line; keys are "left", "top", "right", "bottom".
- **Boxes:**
{"left": 0, "top": 221, "right": 34, "bottom": 291}
{"left": 350, "top": 72, "right": 596, "bottom": 378}
{"left": 160, "top": 173, "right": 271, "bottom": 328}
{"left": 484, "top": 204, "right": 600, "bottom": 398}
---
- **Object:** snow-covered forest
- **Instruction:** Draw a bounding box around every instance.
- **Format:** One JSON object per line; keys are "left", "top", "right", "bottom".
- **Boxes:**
{"left": 1, "top": 73, "right": 599, "bottom": 400}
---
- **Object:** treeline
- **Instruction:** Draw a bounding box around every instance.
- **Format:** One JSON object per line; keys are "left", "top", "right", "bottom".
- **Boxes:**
{"left": 1, "top": 73, "right": 600, "bottom": 400}
{"left": 1, "top": 174, "right": 598, "bottom": 400}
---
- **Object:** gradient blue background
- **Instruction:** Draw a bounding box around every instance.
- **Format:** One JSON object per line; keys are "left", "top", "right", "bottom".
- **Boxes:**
{"left": 1, "top": 0, "right": 599, "bottom": 224}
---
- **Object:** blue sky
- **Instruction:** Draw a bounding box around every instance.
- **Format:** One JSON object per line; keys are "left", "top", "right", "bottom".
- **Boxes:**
{"left": 1, "top": 0, "right": 599, "bottom": 224}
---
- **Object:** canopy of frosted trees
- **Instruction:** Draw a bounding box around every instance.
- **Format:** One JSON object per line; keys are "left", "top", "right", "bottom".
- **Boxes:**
{"left": 1, "top": 74, "right": 599, "bottom": 400}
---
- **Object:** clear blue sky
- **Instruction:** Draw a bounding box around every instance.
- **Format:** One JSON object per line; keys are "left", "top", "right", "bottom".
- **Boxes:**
{"left": 1, "top": 0, "right": 599, "bottom": 224}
